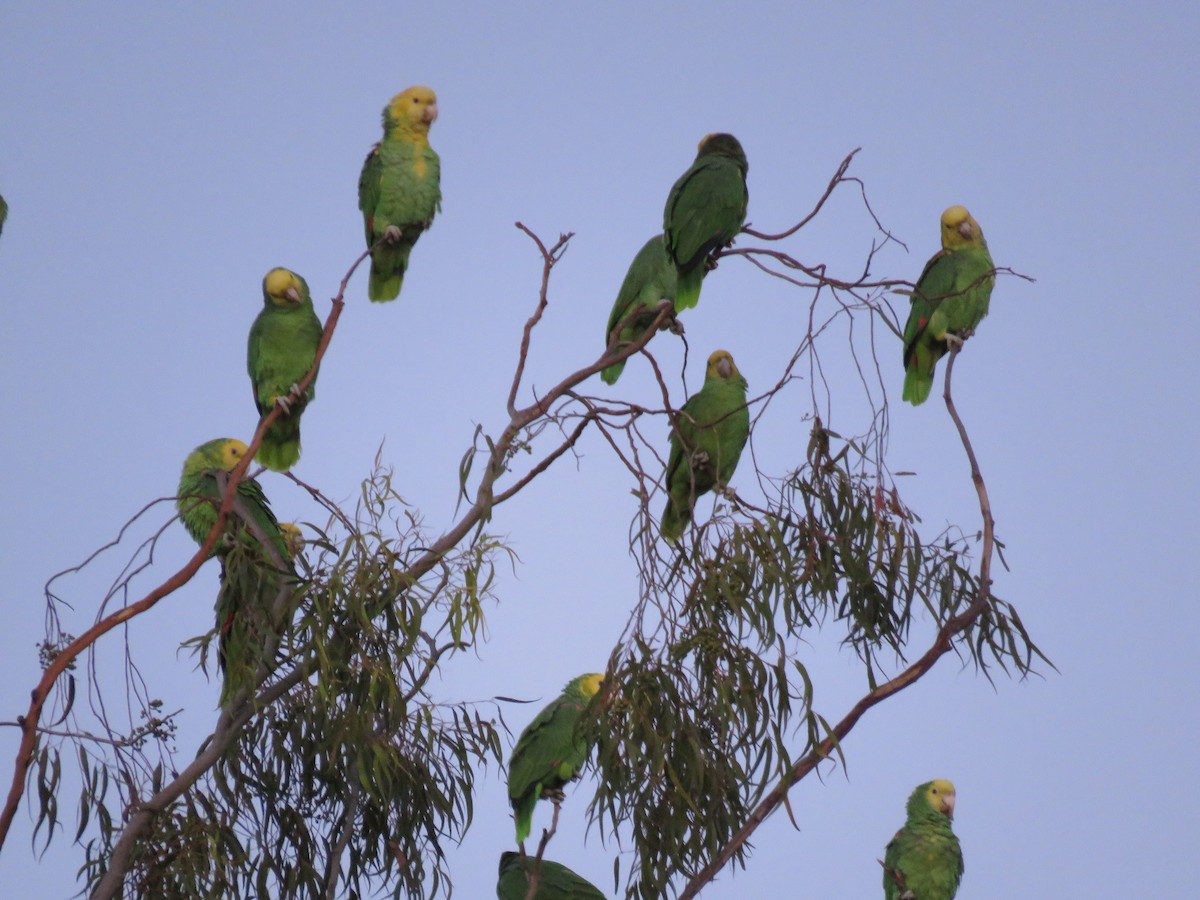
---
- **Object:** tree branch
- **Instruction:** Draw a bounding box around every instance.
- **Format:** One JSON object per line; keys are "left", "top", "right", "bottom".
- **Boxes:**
{"left": 0, "top": 248, "right": 368, "bottom": 858}
{"left": 678, "top": 345, "right": 994, "bottom": 898}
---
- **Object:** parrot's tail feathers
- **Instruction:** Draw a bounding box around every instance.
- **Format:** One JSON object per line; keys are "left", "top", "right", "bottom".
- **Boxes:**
{"left": 600, "top": 360, "right": 626, "bottom": 386}
{"left": 256, "top": 425, "right": 301, "bottom": 472}
{"left": 368, "top": 266, "right": 404, "bottom": 302}
{"left": 673, "top": 268, "right": 704, "bottom": 312}
{"left": 902, "top": 365, "right": 934, "bottom": 406}
{"left": 368, "top": 242, "right": 413, "bottom": 301}
{"left": 513, "top": 798, "right": 535, "bottom": 845}
{"left": 660, "top": 499, "right": 689, "bottom": 544}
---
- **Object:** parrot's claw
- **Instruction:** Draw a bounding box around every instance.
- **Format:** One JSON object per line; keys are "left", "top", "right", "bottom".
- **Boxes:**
{"left": 944, "top": 333, "right": 965, "bottom": 352}
{"left": 383, "top": 224, "right": 404, "bottom": 242}
{"left": 717, "top": 484, "right": 740, "bottom": 503}
{"left": 690, "top": 449, "right": 711, "bottom": 471}
{"left": 544, "top": 787, "right": 567, "bottom": 802}
{"left": 274, "top": 394, "right": 293, "bottom": 415}
{"left": 668, "top": 317, "right": 686, "bottom": 336}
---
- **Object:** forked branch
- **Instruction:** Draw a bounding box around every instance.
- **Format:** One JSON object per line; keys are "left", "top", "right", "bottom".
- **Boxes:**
{"left": 0, "top": 248, "right": 370, "bottom": 855}
{"left": 678, "top": 346, "right": 995, "bottom": 899}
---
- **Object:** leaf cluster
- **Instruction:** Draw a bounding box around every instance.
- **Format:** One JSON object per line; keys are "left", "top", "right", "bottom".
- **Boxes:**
{"left": 43, "top": 464, "right": 504, "bottom": 898}
{"left": 586, "top": 423, "right": 1044, "bottom": 897}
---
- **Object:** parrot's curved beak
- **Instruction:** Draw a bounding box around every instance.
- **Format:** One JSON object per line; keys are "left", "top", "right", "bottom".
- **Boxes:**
{"left": 424, "top": 102, "right": 439, "bottom": 124}
{"left": 957, "top": 219, "right": 974, "bottom": 240}
{"left": 717, "top": 357, "right": 732, "bottom": 378}
{"left": 942, "top": 793, "right": 956, "bottom": 819}
{"left": 285, "top": 287, "right": 301, "bottom": 305}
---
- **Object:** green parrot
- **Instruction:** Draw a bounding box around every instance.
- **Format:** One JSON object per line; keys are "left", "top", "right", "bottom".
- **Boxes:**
{"left": 507, "top": 673, "right": 605, "bottom": 844}
{"left": 901, "top": 205, "right": 994, "bottom": 405}
{"left": 496, "top": 852, "right": 606, "bottom": 900}
{"left": 247, "top": 267, "right": 322, "bottom": 472}
{"left": 660, "top": 349, "right": 750, "bottom": 543}
{"left": 883, "top": 779, "right": 964, "bottom": 900}
{"left": 601, "top": 233, "right": 677, "bottom": 385}
{"left": 358, "top": 85, "right": 442, "bottom": 301}
{"left": 662, "top": 132, "right": 749, "bottom": 311}
{"left": 212, "top": 519, "right": 300, "bottom": 704}
{"left": 176, "top": 438, "right": 294, "bottom": 703}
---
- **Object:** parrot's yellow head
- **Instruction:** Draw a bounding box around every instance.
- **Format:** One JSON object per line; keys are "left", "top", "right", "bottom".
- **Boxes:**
{"left": 278, "top": 522, "right": 304, "bottom": 558}
{"left": 577, "top": 673, "right": 605, "bottom": 698}
{"left": 922, "top": 779, "right": 957, "bottom": 819}
{"left": 940, "top": 206, "right": 985, "bottom": 250}
{"left": 695, "top": 133, "right": 747, "bottom": 169}
{"left": 216, "top": 439, "right": 249, "bottom": 472}
{"left": 263, "top": 267, "right": 304, "bottom": 308}
{"left": 386, "top": 85, "right": 439, "bottom": 133}
{"left": 706, "top": 349, "right": 741, "bottom": 382}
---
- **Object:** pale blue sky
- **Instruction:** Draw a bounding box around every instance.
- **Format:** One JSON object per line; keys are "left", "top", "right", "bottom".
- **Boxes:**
{"left": 2, "top": 3, "right": 1198, "bottom": 897}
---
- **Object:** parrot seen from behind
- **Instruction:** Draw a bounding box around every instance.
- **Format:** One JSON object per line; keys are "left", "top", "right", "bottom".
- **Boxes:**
{"left": 882, "top": 779, "right": 964, "bottom": 900}
{"left": 176, "top": 438, "right": 296, "bottom": 704}
{"left": 247, "top": 267, "right": 322, "bottom": 472}
{"left": 496, "top": 852, "right": 606, "bottom": 900}
{"left": 358, "top": 85, "right": 442, "bottom": 301}
{"left": 901, "top": 205, "right": 994, "bottom": 405}
{"left": 507, "top": 673, "right": 605, "bottom": 844}
{"left": 663, "top": 133, "right": 749, "bottom": 311}
{"left": 601, "top": 233, "right": 678, "bottom": 385}
{"left": 660, "top": 349, "right": 750, "bottom": 543}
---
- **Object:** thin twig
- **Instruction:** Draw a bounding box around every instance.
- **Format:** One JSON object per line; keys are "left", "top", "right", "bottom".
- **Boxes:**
{"left": 740, "top": 148, "right": 861, "bottom": 242}
{"left": 0, "top": 248, "right": 368, "bottom": 858}
{"left": 678, "top": 346, "right": 994, "bottom": 898}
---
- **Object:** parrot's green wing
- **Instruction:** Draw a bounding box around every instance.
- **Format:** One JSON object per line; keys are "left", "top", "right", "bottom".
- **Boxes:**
{"left": 507, "top": 673, "right": 604, "bottom": 844}
{"left": 177, "top": 438, "right": 294, "bottom": 704}
{"left": 660, "top": 350, "right": 750, "bottom": 543}
{"left": 663, "top": 133, "right": 749, "bottom": 311}
{"left": 601, "top": 234, "right": 677, "bottom": 385}
{"left": 359, "top": 86, "right": 442, "bottom": 301}
{"left": 883, "top": 780, "right": 964, "bottom": 900}
{"left": 247, "top": 267, "right": 323, "bottom": 472}
{"left": 214, "top": 514, "right": 298, "bottom": 705}
{"left": 497, "top": 852, "right": 607, "bottom": 899}
{"left": 357, "top": 143, "right": 383, "bottom": 246}
{"left": 902, "top": 206, "right": 994, "bottom": 405}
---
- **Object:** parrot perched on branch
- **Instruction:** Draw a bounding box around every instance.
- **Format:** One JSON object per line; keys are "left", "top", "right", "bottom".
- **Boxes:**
{"left": 247, "top": 267, "right": 322, "bottom": 472}
{"left": 507, "top": 673, "right": 604, "bottom": 844}
{"left": 882, "top": 779, "right": 964, "bottom": 900}
{"left": 901, "top": 205, "right": 994, "bottom": 405}
{"left": 358, "top": 85, "right": 442, "bottom": 301}
{"left": 601, "top": 233, "right": 677, "bottom": 385}
{"left": 496, "top": 852, "right": 606, "bottom": 900}
{"left": 662, "top": 132, "right": 748, "bottom": 311}
{"left": 176, "top": 438, "right": 296, "bottom": 704}
{"left": 660, "top": 350, "right": 749, "bottom": 543}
